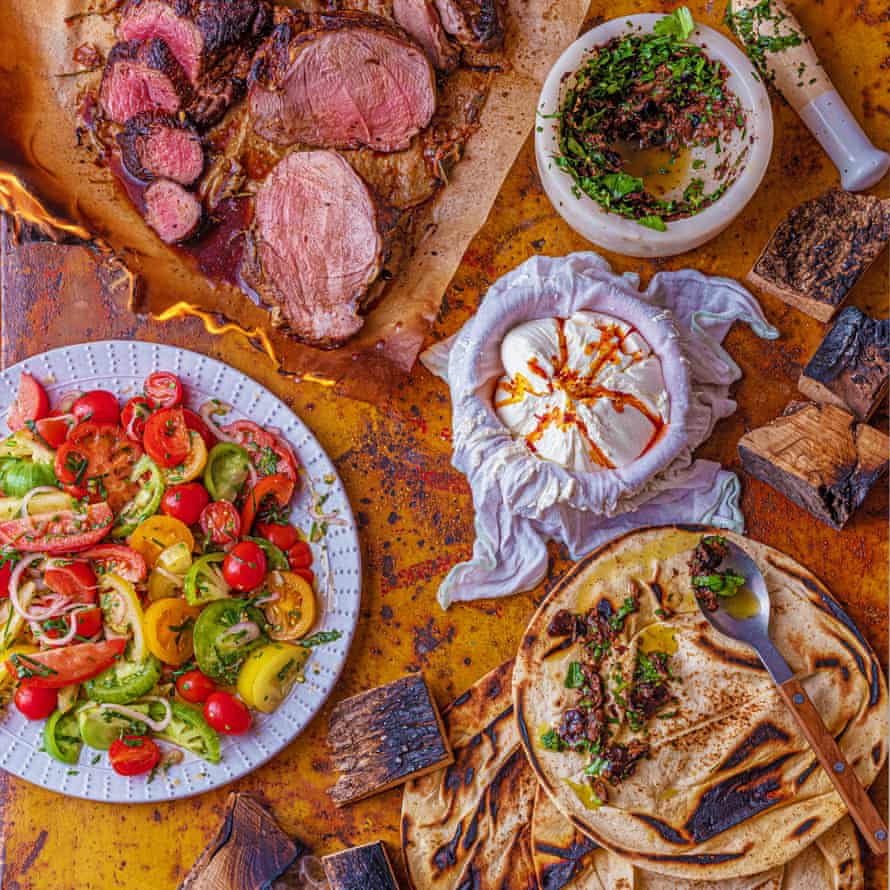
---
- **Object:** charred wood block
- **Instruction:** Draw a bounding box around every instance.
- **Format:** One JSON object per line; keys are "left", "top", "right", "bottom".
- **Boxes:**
{"left": 179, "top": 792, "right": 304, "bottom": 890}
{"left": 738, "top": 401, "right": 889, "bottom": 530}
{"left": 328, "top": 674, "right": 453, "bottom": 806}
{"left": 322, "top": 841, "right": 401, "bottom": 890}
{"left": 748, "top": 189, "right": 890, "bottom": 322}
{"left": 798, "top": 306, "right": 889, "bottom": 421}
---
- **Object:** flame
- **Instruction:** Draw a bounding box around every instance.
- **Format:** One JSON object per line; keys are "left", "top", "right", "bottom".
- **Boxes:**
{"left": 155, "top": 301, "right": 281, "bottom": 369}
{"left": 0, "top": 171, "right": 92, "bottom": 242}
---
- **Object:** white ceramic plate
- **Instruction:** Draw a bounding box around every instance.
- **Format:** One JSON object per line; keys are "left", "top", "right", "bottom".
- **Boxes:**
{"left": 0, "top": 341, "right": 361, "bottom": 803}
{"left": 536, "top": 14, "right": 773, "bottom": 257}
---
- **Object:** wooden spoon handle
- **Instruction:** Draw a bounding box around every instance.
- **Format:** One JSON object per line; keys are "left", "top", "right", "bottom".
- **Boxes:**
{"left": 777, "top": 677, "right": 887, "bottom": 854}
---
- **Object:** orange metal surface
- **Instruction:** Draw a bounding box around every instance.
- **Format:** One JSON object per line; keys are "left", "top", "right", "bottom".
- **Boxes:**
{"left": 0, "top": 1, "right": 887, "bottom": 887}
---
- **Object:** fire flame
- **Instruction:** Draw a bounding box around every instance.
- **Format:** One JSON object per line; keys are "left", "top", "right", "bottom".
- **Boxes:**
{"left": 155, "top": 302, "right": 280, "bottom": 369}
{"left": 0, "top": 172, "right": 92, "bottom": 242}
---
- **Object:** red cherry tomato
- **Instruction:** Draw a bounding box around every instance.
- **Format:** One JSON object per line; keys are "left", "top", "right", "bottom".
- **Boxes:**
{"left": 223, "top": 421, "right": 299, "bottom": 481}
{"left": 204, "top": 692, "right": 252, "bottom": 735}
{"left": 44, "top": 559, "right": 99, "bottom": 604}
{"left": 14, "top": 685, "right": 58, "bottom": 720}
{"left": 293, "top": 567, "right": 315, "bottom": 586}
{"left": 43, "top": 606, "right": 103, "bottom": 640}
{"left": 182, "top": 408, "right": 217, "bottom": 450}
{"left": 109, "top": 736, "right": 161, "bottom": 776}
{"left": 7, "top": 373, "right": 49, "bottom": 432}
{"left": 176, "top": 670, "right": 216, "bottom": 704}
{"left": 256, "top": 522, "right": 301, "bottom": 552}
{"left": 199, "top": 501, "right": 241, "bottom": 545}
{"left": 222, "top": 541, "right": 267, "bottom": 592}
{"left": 143, "top": 407, "right": 190, "bottom": 468}
{"left": 161, "top": 483, "right": 210, "bottom": 526}
{"left": 80, "top": 544, "right": 147, "bottom": 584}
{"left": 286, "top": 541, "right": 313, "bottom": 570}
{"left": 34, "top": 415, "right": 73, "bottom": 449}
{"left": 144, "top": 372, "right": 183, "bottom": 409}
{"left": 120, "top": 396, "right": 152, "bottom": 443}
{"left": 72, "top": 390, "right": 120, "bottom": 425}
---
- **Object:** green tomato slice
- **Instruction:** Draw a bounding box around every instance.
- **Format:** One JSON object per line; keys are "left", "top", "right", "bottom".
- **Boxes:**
{"left": 77, "top": 703, "right": 149, "bottom": 750}
{"left": 151, "top": 700, "right": 220, "bottom": 764}
{"left": 193, "top": 599, "right": 268, "bottom": 684}
{"left": 44, "top": 709, "right": 83, "bottom": 764}
{"left": 112, "top": 455, "right": 165, "bottom": 539}
{"left": 83, "top": 655, "right": 162, "bottom": 705}
{"left": 203, "top": 443, "right": 249, "bottom": 502}
{"left": 184, "top": 552, "right": 230, "bottom": 605}
{"left": 0, "top": 461, "right": 57, "bottom": 498}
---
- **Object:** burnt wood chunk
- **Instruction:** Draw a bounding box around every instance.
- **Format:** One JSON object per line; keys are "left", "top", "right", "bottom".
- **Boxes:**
{"left": 798, "top": 306, "right": 889, "bottom": 421}
{"left": 328, "top": 674, "right": 453, "bottom": 806}
{"left": 179, "top": 792, "right": 303, "bottom": 890}
{"left": 738, "top": 401, "right": 889, "bottom": 530}
{"left": 748, "top": 189, "right": 890, "bottom": 321}
{"left": 322, "top": 841, "right": 401, "bottom": 890}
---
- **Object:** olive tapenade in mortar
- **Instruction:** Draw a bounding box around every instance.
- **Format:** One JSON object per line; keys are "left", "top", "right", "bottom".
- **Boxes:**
{"left": 555, "top": 8, "right": 747, "bottom": 230}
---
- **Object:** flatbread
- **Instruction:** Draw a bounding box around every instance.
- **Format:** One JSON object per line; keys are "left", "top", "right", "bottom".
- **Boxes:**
{"left": 401, "top": 659, "right": 538, "bottom": 890}
{"left": 513, "top": 526, "right": 886, "bottom": 881}
{"left": 531, "top": 788, "right": 864, "bottom": 890}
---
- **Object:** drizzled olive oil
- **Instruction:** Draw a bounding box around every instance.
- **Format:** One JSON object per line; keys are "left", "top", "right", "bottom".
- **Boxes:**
{"left": 611, "top": 141, "right": 693, "bottom": 197}
{"left": 722, "top": 586, "right": 761, "bottom": 620}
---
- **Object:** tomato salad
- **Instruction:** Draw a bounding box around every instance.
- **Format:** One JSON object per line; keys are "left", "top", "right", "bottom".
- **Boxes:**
{"left": 0, "top": 371, "right": 337, "bottom": 777}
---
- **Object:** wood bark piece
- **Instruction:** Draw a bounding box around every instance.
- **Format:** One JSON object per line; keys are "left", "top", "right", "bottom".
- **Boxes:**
{"left": 747, "top": 189, "right": 890, "bottom": 321}
{"left": 798, "top": 306, "right": 890, "bottom": 421}
{"left": 328, "top": 674, "right": 452, "bottom": 806}
{"left": 322, "top": 841, "right": 401, "bottom": 890}
{"left": 738, "top": 401, "right": 889, "bottom": 529}
{"left": 179, "top": 792, "right": 303, "bottom": 890}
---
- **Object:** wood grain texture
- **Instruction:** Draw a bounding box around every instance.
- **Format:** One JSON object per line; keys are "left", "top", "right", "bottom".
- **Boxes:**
{"left": 776, "top": 676, "right": 888, "bottom": 856}
{"left": 328, "top": 674, "right": 453, "bottom": 806}
{"left": 738, "top": 402, "right": 889, "bottom": 530}
{"left": 323, "top": 841, "right": 401, "bottom": 890}
{"left": 747, "top": 189, "right": 890, "bottom": 322}
{"left": 798, "top": 307, "right": 889, "bottom": 421}
{"left": 179, "top": 792, "right": 303, "bottom": 890}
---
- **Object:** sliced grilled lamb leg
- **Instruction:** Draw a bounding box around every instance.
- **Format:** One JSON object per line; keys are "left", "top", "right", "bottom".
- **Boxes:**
{"left": 392, "top": 0, "right": 459, "bottom": 71}
{"left": 248, "top": 11, "right": 436, "bottom": 152}
{"left": 144, "top": 179, "right": 203, "bottom": 243}
{"left": 117, "top": 112, "right": 205, "bottom": 185}
{"left": 241, "top": 150, "right": 393, "bottom": 348}
{"left": 432, "top": 0, "right": 504, "bottom": 52}
{"left": 100, "top": 38, "right": 193, "bottom": 124}
{"left": 118, "top": 0, "right": 272, "bottom": 127}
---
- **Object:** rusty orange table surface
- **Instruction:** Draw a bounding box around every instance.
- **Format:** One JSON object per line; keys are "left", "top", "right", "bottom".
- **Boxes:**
{"left": 0, "top": 1, "right": 887, "bottom": 887}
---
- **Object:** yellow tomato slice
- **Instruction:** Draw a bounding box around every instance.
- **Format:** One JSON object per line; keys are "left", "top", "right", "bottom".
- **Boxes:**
{"left": 129, "top": 515, "right": 195, "bottom": 568}
{"left": 163, "top": 431, "right": 208, "bottom": 485}
{"left": 263, "top": 571, "right": 317, "bottom": 641}
{"left": 237, "top": 642, "right": 308, "bottom": 713}
{"left": 144, "top": 598, "right": 202, "bottom": 666}
{"left": 0, "top": 644, "right": 38, "bottom": 685}
{"left": 99, "top": 573, "right": 147, "bottom": 661}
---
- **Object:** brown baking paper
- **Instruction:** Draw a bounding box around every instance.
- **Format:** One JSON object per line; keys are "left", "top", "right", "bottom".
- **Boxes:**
{"left": 0, "top": 0, "right": 588, "bottom": 401}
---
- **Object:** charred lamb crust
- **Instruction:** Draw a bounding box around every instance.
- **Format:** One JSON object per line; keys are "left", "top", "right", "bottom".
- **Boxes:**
{"left": 392, "top": 0, "right": 460, "bottom": 71}
{"left": 100, "top": 38, "right": 193, "bottom": 124}
{"left": 432, "top": 0, "right": 504, "bottom": 52}
{"left": 116, "top": 111, "right": 205, "bottom": 184}
{"left": 144, "top": 178, "right": 203, "bottom": 243}
{"left": 248, "top": 10, "right": 436, "bottom": 152}
{"left": 241, "top": 150, "right": 399, "bottom": 348}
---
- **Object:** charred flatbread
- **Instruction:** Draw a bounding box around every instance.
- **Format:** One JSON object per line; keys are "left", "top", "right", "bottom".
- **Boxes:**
{"left": 401, "top": 659, "right": 538, "bottom": 889}
{"left": 513, "top": 526, "right": 886, "bottom": 881}
{"left": 531, "top": 787, "right": 864, "bottom": 890}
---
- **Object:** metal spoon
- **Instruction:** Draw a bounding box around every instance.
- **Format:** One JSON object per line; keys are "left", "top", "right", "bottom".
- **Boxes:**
{"left": 697, "top": 540, "right": 888, "bottom": 855}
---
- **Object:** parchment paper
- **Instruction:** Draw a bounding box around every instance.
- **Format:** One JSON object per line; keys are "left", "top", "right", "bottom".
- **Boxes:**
{"left": 0, "top": 0, "right": 589, "bottom": 401}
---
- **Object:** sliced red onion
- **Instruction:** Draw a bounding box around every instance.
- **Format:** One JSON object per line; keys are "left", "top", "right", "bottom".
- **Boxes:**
{"left": 199, "top": 400, "right": 238, "bottom": 443}
{"left": 57, "top": 391, "right": 82, "bottom": 413}
{"left": 8, "top": 555, "right": 56, "bottom": 621}
{"left": 217, "top": 621, "right": 261, "bottom": 648}
{"left": 252, "top": 592, "right": 279, "bottom": 606}
{"left": 100, "top": 697, "right": 172, "bottom": 733}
